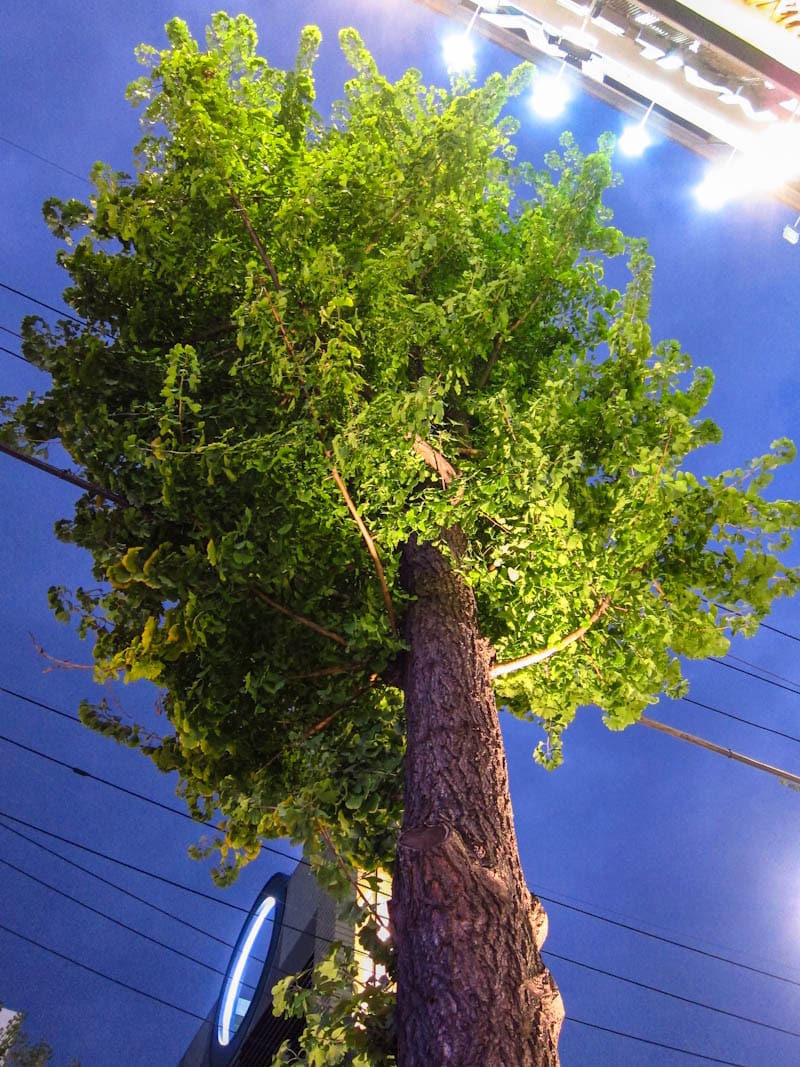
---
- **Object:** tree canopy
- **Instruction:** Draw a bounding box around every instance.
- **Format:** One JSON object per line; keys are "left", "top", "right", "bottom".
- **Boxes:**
{"left": 6, "top": 12, "right": 799, "bottom": 894}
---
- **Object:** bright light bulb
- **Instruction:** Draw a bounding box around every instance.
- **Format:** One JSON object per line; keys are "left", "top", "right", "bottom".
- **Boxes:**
{"left": 443, "top": 33, "right": 475, "bottom": 73}
{"left": 618, "top": 123, "right": 650, "bottom": 157}
{"left": 530, "top": 73, "right": 571, "bottom": 119}
{"left": 694, "top": 167, "right": 737, "bottom": 210}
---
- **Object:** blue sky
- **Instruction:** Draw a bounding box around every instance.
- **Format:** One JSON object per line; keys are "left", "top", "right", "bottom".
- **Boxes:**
{"left": 1, "top": 2, "right": 800, "bottom": 1064}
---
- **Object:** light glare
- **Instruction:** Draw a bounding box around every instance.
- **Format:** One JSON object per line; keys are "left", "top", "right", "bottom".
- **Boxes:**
{"left": 530, "top": 73, "right": 571, "bottom": 119}
{"left": 618, "top": 123, "right": 650, "bottom": 157}
{"left": 443, "top": 33, "right": 475, "bottom": 73}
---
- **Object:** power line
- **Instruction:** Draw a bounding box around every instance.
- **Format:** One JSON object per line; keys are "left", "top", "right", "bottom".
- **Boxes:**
{"left": 0, "top": 683, "right": 307, "bottom": 870}
{"left": 0, "top": 806, "right": 248, "bottom": 913}
{"left": 0, "top": 817, "right": 236, "bottom": 950}
{"left": 0, "top": 134, "right": 90, "bottom": 184}
{"left": 0, "top": 919, "right": 208, "bottom": 1022}
{"left": 547, "top": 950, "right": 800, "bottom": 1039}
{"left": 0, "top": 343, "right": 28, "bottom": 364}
{"left": 710, "top": 656, "right": 800, "bottom": 697}
{"left": 0, "top": 729, "right": 206, "bottom": 825}
{"left": 0, "top": 323, "right": 23, "bottom": 338}
{"left": 566, "top": 1017, "right": 746, "bottom": 1066}
{"left": 726, "top": 652, "right": 800, "bottom": 691}
{"left": 0, "top": 683, "right": 81, "bottom": 724}
{"left": 540, "top": 894, "right": 800, "bottom": 989}
{"left": 681, "top": 695, "right": 800, "bottom": 745}
{"left": 0, "top": 281, "right": 83, "bottom": 324}
{"left": 0, "top": 855, "right": 227, "bottom": 978}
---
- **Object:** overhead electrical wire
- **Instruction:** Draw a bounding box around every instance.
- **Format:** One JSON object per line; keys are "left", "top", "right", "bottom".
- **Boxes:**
{"left": 709, "top": 655, "right": 800, "bottom": 696}
{"left": 565, "top": 1017, "right": 747, "bottom": 1066}
{"left": 0, "top": 343, "right": 28, "bottom": 364}
{"left": 0, "top": 919, "right": 208, "bottom": 1022}
{"left": 0, "top": 817, "right": 236, "bottom": 949}
{"left": 680, "top": 694, "right": 800, "bottom": 745}
{"left": 0, "top": 806, "right": 249, "bottom": 913}
{"left": 0, "top": 855, "right": 227, "bottom": 978}
{"left": 540, "top": 894, "right": 800, "bottom": 989}
{"left": 0, "top": 134, "right": 90, "bottom": 184}
{"left": 0, "top": 280, "right": 83, "bottom": 324}
{"left": 547, "top": 950, "right": 800, "bottom": 1039}
{"left": 0, "top": 729, "right": 215, "bottom": 826}
{"left": 726, "top": 652, "right": 800, "bottom": 690}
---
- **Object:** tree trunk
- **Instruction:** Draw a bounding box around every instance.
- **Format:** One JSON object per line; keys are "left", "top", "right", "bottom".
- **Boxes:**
{"left": 391, "top": 532, "right": 564, "bottom": 1067}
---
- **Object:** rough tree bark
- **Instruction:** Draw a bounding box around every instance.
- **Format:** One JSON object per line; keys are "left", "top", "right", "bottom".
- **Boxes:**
{"left": 390, "top": 532, "right": 564, "bottom": 1067}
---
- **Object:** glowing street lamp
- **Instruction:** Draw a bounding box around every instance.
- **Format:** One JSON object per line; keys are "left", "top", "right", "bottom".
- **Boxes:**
{"left": 530, "top": 65, "right": 572, "bottom": 120}
{"left": 443, "top": 31, "right": 475, "bottom": 73}
{"left": 618, "top": 102, "right": 655, "bottom": 158}
{"left": 443, "top": 2, "right": 493, "bottom": 74}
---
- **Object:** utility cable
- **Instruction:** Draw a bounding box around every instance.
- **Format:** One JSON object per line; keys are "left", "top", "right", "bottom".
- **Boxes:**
{"left": 709, "top": 657, "right": 800, "bottom": 697}
{"left": 0, "top": 729, "right": 210, "bottom": 826}
{"left": 0, "top": 690, "right": 307, "bottom": 870}
{"left": 0, "top": 281, "right": 83, "bottom": 325}
{"left": 725, "top": 653, "right": 800, "bottom": 691}
{"left": 0, "top": 343, "right": 28, "bottom": 364}
{"left": 680, "top": 695, "right": 800, "bottom": 745}
{"left": 0, "top": 817, "right": 236, "bottom": 949}
{"left": 0, "top": 918, "right": 208, "bottom": 1022}
{"left": 0, "top": 806, "right": 248, "bottom": 913}
{"left": 0, "top": 814, "right": 371, "bottom": 964}
{"left": 0, "top": 134, "right": 90, "bottom": 184}
{"left": 0, "top": 855, "right": 227, "bottom": 978}
{"left": 547, "top": 950, "right": 800, "bottom": 1039}
{"left": 565, "top": 1017, "right": 746, "bottom": 1066}
{"left": 0, "top": 324, "right": 22, "bottom": 338}
{"left": 0, "top": 683, "right": 80, "bottom": 724}
{"left": 540, "top": 895, "right": 800, "bottom": 989}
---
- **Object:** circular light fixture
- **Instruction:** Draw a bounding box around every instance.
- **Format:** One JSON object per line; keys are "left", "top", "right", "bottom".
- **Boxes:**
{"left": 530, "top": 70, "right": 571, "bottom": 120}
{"left": 443, "top": 32, "right": 476, "bottom": 74}
{"left": 618, "top": 123, "right": 650, "bottom": 157}
{"left": 211, "top": 872, "right": 288, "bottom": 1066}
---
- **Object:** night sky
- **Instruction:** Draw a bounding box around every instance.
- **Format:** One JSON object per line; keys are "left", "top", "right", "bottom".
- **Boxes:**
{"left": 2, "top": 2, "right": 800, "bottom": 1065}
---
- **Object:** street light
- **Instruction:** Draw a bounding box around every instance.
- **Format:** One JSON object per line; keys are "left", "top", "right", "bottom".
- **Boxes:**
{"left": 443, "top": 2, "right": 498, "bottom": 74}
{"left": 530, "top": 64, "right": 572, "bottom": 120}
{"left": 618, "top": 101, "right": 655, "bottom": 158}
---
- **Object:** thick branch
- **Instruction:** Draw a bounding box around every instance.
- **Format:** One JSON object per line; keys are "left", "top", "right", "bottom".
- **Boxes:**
{"left": 640, "top": 716, "right": 800, "bottom": 787}
{"left": 248, "top": 587, "right": 347, "bottom": 647}
{"left": 227, "top": 184, "right": 280, "bottom": 291}
{"left": 330, "top": 466, "right": 399, "bottom": 639}
{"left": 491, "top": 596, "right": 611, "bottom": 679}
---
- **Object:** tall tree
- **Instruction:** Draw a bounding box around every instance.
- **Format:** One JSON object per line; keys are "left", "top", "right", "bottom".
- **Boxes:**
{"left": 6, "top": 14, "right": 799, "bottom": 1065}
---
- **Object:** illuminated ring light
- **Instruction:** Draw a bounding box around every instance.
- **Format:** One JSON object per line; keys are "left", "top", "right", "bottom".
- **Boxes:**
{"left": 211, "top": 872, "right": 288, "bottom": 1066}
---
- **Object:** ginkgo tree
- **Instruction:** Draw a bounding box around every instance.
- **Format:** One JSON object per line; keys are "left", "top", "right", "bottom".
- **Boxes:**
{"left": 6, "top": 14, "right": 800, "bottom": 1066}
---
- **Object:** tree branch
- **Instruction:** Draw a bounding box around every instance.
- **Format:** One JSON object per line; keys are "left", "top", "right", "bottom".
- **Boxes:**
{"left": 248, "top": 587, "right": 347, "bottom": 646}
{"left": 227, "top": 184, "right": 280, "bottom": 291}
{"left": 491, "top": 596, "right": 611, "bottom": 679}
{"left": 330, "top": 466, "right": 399, "bottom": 639}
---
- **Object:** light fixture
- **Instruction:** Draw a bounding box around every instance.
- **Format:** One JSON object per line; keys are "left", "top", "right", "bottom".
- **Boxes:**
{"left": 783, "top": 216, "right": 800, "bottom": 245}
{"left": 618, "top": 101, "right": 655, "bottom": 157}
{"left": 442, "top": 2, "right": 485, "bottom": 74}
{"left": 657, "top": 49, "right": 685, "bottom": 72}
{"left": 213, "top": 873, "right": 288, "bottom": 1065}
{"left": 694, "top": 149, "right": 739, "bottom": 210}
{"left": 530, "top": 64, "right": 572, "bottom": 119}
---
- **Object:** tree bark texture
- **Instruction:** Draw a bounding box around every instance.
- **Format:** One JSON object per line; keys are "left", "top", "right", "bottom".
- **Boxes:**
{"left": 391, "top": 533, "right": 563, "bottom": 1067}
